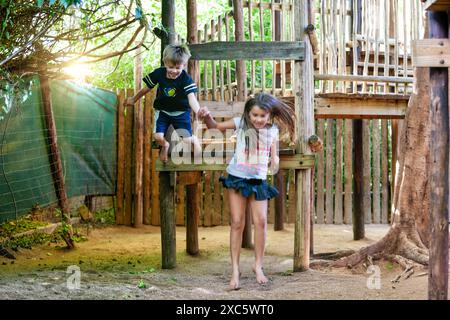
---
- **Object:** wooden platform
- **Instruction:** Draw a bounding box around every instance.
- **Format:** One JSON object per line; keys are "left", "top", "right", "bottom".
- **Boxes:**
{"left": 314, "top": 93, "right": 409, "bottom": 119}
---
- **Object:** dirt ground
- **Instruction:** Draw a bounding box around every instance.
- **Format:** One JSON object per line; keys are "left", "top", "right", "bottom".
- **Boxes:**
{"left": 0, "top": 223, "right": 442, "bottom": 300}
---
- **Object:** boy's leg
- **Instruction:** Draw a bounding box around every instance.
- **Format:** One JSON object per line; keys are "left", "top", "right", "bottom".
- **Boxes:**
{"left": 172, "top": 111, "right": 202, "bottom": 162}
{"left": 228, "top": 188, "right": 247, "bottom": 290}
{"left": 249, "top": 196, "right": 269, "bottom": 284}
{"left": 155, "top": 112, "right": 170, "bottom": 163}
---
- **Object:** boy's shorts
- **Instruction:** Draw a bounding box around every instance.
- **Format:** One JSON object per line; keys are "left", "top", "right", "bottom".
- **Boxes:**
{"left": 155, "top": 110, "right": 192, "bottom": 137}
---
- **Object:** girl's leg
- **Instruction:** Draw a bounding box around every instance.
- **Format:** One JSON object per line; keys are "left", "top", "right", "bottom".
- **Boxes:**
{"left": 154, "top": 132, "right": 170, "bottom": 163}
{"left": 249, "top": 196, "right": 269, "bottom": 284}
{"left": 228, "top": 188, "right": 247, "bottom": 289}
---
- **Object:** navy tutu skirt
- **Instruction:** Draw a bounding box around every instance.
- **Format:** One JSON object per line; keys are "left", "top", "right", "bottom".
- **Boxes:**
{"left": 219, "top": 174, "right": 279, "bottom": 201}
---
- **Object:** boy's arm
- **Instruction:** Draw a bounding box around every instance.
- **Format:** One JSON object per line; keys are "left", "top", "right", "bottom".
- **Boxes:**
{"left": 187, "top": 92, "right": 200, "bottom": 114}
{"left": 125, "top": 87, "right": 151, "bottom": 105}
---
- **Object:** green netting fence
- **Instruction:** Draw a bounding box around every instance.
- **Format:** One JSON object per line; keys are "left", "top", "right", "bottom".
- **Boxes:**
{"left": 0, "top": 76, "right": 117, "bottom": 223}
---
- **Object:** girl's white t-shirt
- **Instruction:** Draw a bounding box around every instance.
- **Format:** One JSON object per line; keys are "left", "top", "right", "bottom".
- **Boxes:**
{"left": 226, "top": 117, "right": 279, "bottom": 180}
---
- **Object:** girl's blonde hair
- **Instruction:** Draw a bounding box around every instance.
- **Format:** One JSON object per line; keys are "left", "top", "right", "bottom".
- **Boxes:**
{"left": 162, "top": 44, "right": 191, "bottom": 65}
{"left": 240, "top": 93, "right": 296, "bottom": 142}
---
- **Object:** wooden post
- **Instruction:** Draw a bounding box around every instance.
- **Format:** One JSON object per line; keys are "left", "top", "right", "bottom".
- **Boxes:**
{"left": 39, "top": 75, "right": 74, "bottom": 249}
{"left": 143, "top": 91, "right": 155, "bottom": 225}
{"left": 233, "top": 0, "right": 252, "bottom": 248}
{"left": 352, "top": 0, "right": 364, "bottom": 240}
{"left": 428, "top": 10, "right": 449, "bottom": 301}
{"left": 159, "top": 0, "right": 177, "bottom": 269}
{"left": 186, "top": 2, "right": 202, "bottom": 255}
{"left": 293, "top": 0, "right": 314, "bottom": 272}
{"left": 133, "top": 44, "right": 144, "bottom": 227}
{"left": 186, "top": 176, "right": 201, "bottom": 255}
{"left": 274, "top": 171, "right": 286, "bottom": 231}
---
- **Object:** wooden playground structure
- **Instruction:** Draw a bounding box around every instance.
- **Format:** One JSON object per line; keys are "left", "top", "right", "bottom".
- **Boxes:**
{"left": 113, "top": 1, "right": 448, "bottom": 297}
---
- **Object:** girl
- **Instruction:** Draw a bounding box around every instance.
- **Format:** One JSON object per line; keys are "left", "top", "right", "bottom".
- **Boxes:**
{"left": 198, "top": 93, "right": 295, "bottom": 290}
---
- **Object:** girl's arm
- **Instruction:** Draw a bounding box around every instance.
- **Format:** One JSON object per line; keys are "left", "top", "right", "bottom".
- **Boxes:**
{"left": 198, "top": 107, "right": 236, "bottom": 131}
{"left": 269, "top": 139, "right": 280, "bottom": 175}
{"left": 125, "top": 87, "right": 151, "bottom": 106}
{"left": 187, "top": 92, "right": 200, "bottom": 114}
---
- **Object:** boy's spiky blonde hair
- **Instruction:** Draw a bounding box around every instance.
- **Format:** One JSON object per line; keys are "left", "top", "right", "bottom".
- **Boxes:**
{"left": 162, "top": 44, "right": 191, "bottom": 65}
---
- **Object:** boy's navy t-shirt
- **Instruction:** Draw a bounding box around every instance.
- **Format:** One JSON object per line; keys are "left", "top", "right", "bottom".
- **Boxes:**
{"left": 143, "top": 67, "right": 198, "bottom": 112}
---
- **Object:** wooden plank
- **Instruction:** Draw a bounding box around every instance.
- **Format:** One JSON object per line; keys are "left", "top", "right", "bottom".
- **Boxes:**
{"left": 343, "top": 119, "right": 352, "bottom": 224}
{"left": 363, "top": 120, "right": 372, "bottom": 223}
{"left": 211, "top": 19, "right": 217, "bottom": 101}
{"left": 424, "top": 0, "right": 450, "bottom": 11}
{"left": 412, "top": 39, "right": 450, "bottom": 67}
{"left": 325, "top": 119, "right": 334, "bottom": 224}
{"left": 287, "top": 170, "right": 296, "bottom": 223}
{"left": 159, "top": 171, "right": 176, "bottom": 269}
{"left": 124, "top": 89, "right": 134, "bottom": 226}
{"left": 155, "top": 154, "right": 315, "bottom": 171}
{"left": 315, "top": 74, "right": 414, "bottom": 83}
{"left": 116, "top": 90, "right": 125, "bottom": 225}
{"left": 334, "top": 119, "right": 343, "bottom": 224}
{"left": 222, "top": 170, "right": 230, "bottom": 225}
{"left": 133, "top": 48, "right": 144, "bottom": 227}
{"left": 274, "top": 170, "right": 286, "bottom": 230}
{"left": 381, "top": 119, "right": 389, "bottom": 224}
{"left": 315, "top": 120, "right": 325, "bottom": 224}
{"left": 189, "top": 41, "right": 306, "bottom": 61}
{"left": 314, "top": 96, "right": 407, "bottom": 119}
{"left": 151, "top": 149, "right": 160, "bottom": 226}
{"left": 372, "top": 119, "right": 381, "bottom": 224}
{"left": 212, "top": 172, "right": 222, "bottom": 226}
{"left": 203, "top": 171, "right": 212, "bottom": 226}
{"left": 143, "top": 91, "right": 154, "bottom": 225}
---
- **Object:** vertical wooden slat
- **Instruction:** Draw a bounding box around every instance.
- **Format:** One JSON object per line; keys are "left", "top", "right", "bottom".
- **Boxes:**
{"left": 280, "top": 0, "right": 286, "bottom": 96}
{"left": 116, "top": 90, "right": 125, "bottom": 225}
{"left": 151, "top": 148, "right": 160, "bottom": 226}
{"left": 225, "top": 14, "right": 233, "bottom": 100}
{"left": 143, "top": 91, "right": 155, "bottom": 225}
{"left": 124, "top": 89, "right": 134, "bottom": 226}
{"left": 344, "top": 119, "right": 353, "bottom": 224}
{"left": 211, "top": 19, "right": 217, "bottom": 101}
{"left": 249, "top": 0, "right": 256, "bottom": 94}
{"left": 204, "top": 23, "right": 209, "bottom": 99}
{"left": 271, "top": 0, "right": 277, "bottom": 94}
{"left": 218, "top": 15, "right": 225, "bottom": 101}
{"left": 203, "top": 171, "right": 212, "bottom": 226}
{"left": 213, "top": 172, "right": 222, "bottom": 226}
{"left": 316, "top": 119, "right": 325, "bottom": 223}
{"left": 325, "top": 119, "right": 334, "bottom": 223}
{"left": 275, "top": 171, "right": 286, "bottom": 230}
{"left": 363, "top": 119, "right": 372, "bottom": 223}
{"left": 222, "top": 178, "right": 230, "bottom": 225}
{"left": 197, "top": 30, "right": 203, "bottom": 99}
{"left": 372, "top": 118, "right": 381, "bottom": 223}
{"left": 133, "top": 46, "right": 144, "bottom": 228}
{"left": 175, "top": 183, "right": 185, "bottom": 226}
{"left": 259, "top": 1, "right": 266, "bottom": 92}
{"left": 186, "top": 181, "right": 200, "bottom": 255}
{"left": 334, "top": 119, "right": 343, "bottom": 224}
{"left": 381, "top": 119, "right": 389, "bottom": 223}
{"left": 287, "top": 170, "right": 295, "bottom": 223}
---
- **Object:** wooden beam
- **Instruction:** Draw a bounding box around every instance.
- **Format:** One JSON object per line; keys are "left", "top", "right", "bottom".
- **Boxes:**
{"left": 155, "top": 154, "right": 315, "bottom": 172}
{"left": 315, "top": 93, "right": 408, "bottom": 119}
{"left": 412, "top": 39, "right": 450, "bottom": 67}
{"left": 424, "top": 0, "right": 450, "bottom": 11}
{"left": 189, "top": 41, "right": 305, "bottom": 61}
{"left": 428, "top": 10, "right": 449, "bottom": 301}
{"left": 315, "top": 74, "right": 414, "bottom": 83}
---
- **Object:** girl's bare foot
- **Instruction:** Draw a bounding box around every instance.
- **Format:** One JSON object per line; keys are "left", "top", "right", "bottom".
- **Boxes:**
{"left": 253, "top": 265, "right": 268, "bottom": 285}
{"left": 228, "top": 270, "right": 241, "bottom": 291}
{"left": 160, "top": 141, "right": 170, "bottom": 163}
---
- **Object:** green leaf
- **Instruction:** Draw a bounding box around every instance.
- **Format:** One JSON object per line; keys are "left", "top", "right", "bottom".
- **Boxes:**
{"left": 37, "top": 0, "right": 44, "bottom": 7}
{"left": 0, "top": 0, "right": 7, "bottom": 8}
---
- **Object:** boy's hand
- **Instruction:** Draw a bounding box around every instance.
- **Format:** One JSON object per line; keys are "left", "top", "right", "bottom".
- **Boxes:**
{"left": 197, "top": 106, "right": 211, "bottom": 120}
{"left": 124, "top": 97, "right": 135, "bottom": 106}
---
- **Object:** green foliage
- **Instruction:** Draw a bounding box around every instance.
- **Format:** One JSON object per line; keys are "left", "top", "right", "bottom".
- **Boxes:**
{"left": 93, "top": 207, "right": 115, "bottom": 226}
{"left": 137, "top": 279, "right": 147, "bottom": 289}
{"left": 0, "top": 215, "right": 48, "bottom": 238}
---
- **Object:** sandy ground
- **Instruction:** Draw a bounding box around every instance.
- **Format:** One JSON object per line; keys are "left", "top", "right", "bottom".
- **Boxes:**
{"left": 0, "top": 223, "right": 441, "bottom": 300}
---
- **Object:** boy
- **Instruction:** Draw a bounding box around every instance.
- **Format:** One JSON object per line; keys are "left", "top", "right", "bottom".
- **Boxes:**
{"left": 125, "top": 44, "right": 201, "bottom": 163}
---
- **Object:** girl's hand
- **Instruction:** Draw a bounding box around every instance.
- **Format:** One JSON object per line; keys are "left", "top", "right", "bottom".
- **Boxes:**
{"left": 197, "top": 106, "right": 211, "bottom": 120}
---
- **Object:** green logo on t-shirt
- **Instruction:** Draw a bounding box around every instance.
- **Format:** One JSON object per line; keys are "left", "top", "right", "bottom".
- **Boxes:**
{"left": 164, "top": 88, "right": 176, "bottom": 97}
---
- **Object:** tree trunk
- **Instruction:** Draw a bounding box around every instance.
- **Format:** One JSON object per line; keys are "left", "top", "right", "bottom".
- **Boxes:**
{"left": 317, "top": 66, "right": 432, "bottom": 271}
